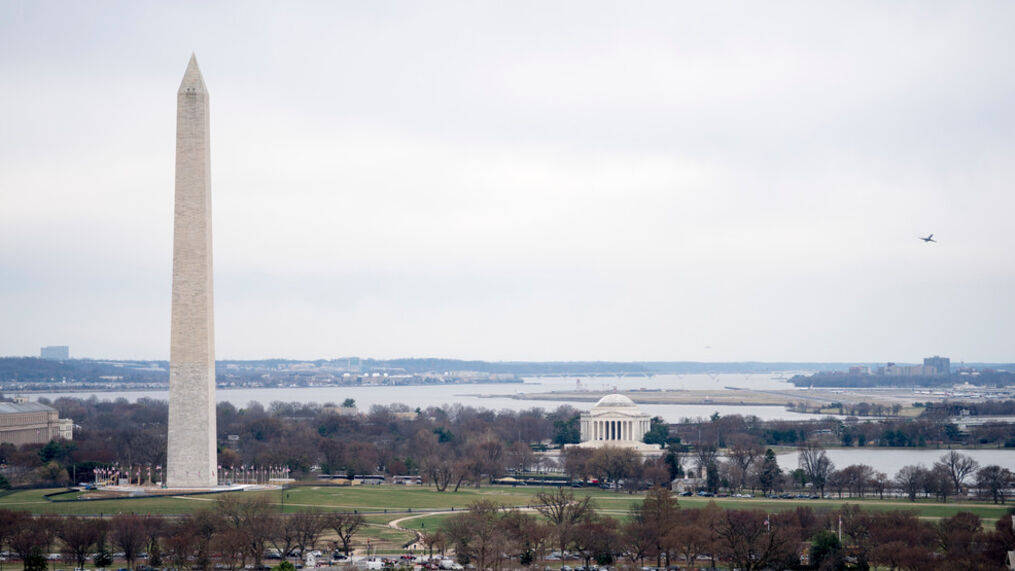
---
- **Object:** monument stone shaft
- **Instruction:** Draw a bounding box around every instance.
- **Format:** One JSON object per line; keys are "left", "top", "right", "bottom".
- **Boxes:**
{"left": 167, "top": 55, "right": 217, "bottom": 488}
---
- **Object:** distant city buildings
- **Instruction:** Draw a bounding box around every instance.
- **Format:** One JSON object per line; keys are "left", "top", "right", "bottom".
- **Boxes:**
{"left": 876, "top": 356, "right": 951, "bottom": 377}
{"left": 40, "top": 346, "right": 69, "bottom": 360}
{"left": 924, "top": 355, "right": 951, "bottom": 376}
{"left": 0, "top": 400, "right": 73, "bottom": 445}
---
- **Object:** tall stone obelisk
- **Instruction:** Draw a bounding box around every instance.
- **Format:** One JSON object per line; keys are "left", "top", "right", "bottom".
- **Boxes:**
{"left": 167, "top": 55, "right": 217, "bottom": 488}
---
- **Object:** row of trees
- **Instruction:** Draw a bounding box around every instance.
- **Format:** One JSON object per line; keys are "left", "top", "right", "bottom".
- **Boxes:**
{"left": 787, "top": 401, "right": 904, "bottom": 417}
{"left": 795, "top": 447, "right": 1014, "bottom": 504}
{"left": 555, "top": 440, "right": 1015, "bottom": 506}
{"left": 789, "top": 371, "right": 1015, "bottom": 388}
{"left": 667, "top": 409, "right": 1015, "bottom": 449}
{"left": 0, "top": 498, "right": 365, "bottom": 571}
{"left": 433, "top": 487, "right": 1015, "bottom": 570}
{"left": 5, "top": 397, "right": 587, "bottom": 487}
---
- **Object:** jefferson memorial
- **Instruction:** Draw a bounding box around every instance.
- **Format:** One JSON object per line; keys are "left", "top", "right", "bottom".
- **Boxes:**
{"left": 576, "top": 394, "right": 662, "bottom": 453}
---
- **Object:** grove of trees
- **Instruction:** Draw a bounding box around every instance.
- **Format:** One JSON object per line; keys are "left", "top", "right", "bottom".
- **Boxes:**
{"left": 0, "top": 497, "right": 365, "bottom": 571}
{"left": 435, "top": 486, "right": 1015, "bottom": 569}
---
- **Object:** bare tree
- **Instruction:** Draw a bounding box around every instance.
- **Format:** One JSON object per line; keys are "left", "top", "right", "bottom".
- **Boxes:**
{"left": 561, "top": 447, "right": 594, "bottom": 482}
{"left": 589, "top": 447, "right": 640, "bottom": 488}
{"left": 894, "top": 465, "right": 927, "bottom": 502}
{"left": 669, "top": 519, "right": 711, "bottom": 569}
{"left": 713, "top": 509, "right": 796, "bottom": 571}
{"left": 420, "top": 530, "right": 447, "bottom": 558}
{"left": 935, "top": 451, "right": 979, "bottom": 495}
{"left": 442, "top": 501, "right": 508, "bottom": 569}
{"left": 927, "top": 464, "right": 954, "bottom": 502}
{"left": 798, "top": 442, "right": 834, "bottom": 496}
{"left": 570, "top": 512, "right": 619, "bottom": 569}
{"left": 142, "top": 514, "right": 165, "bottom": 568}
{"left": 9, "top": 515, "right": 54, "bottom": 571}
{"left": 693, "top": 444, "right": 718, "bottom": 477}
{"left": 975, "top": 465, "right": 1014, "bottom": 504}
{"left": 212, "top": 527, "right": 248, "bottom": 571}
{"left": 727, "top": 436, "right": 763, "bottom": 493}
{"left": 328, "top": 512, "right": 365, "bottom": 557}
{"left": 534, "top": 488, "right": 594, "bottom": 557}
{"left": 291, "top": 510, "right": 329, "bottom": 559}
{"left": 871, "top": 471, "right": 889, "bottom": 499}
{"left": 187, "top": 509, "right": 220, "bottom": 571}
{"left": 0, "top": 510, "right": 24, "bottom": 571}
{"left": 163, "top": 519, "right": 199, "bottom": 571}
{"left": 216, "top": 497, "right": 277, "bottom": 569}
{"left": 111, "top": 514, "right": 147, "bottom": 570}
{"left": 499, "top": 509, "right": 551, "bottom": 566}
{"left": 268, "top": 515, "right": 299, "bottom": 564}
{"left": 56, "top": 517, "right": 106, "bottom": 570}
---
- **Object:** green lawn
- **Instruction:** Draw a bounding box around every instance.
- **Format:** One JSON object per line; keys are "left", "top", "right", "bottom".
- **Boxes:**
{"left": 279, "top": 484, "right": 630, "bottom": 512}
{"left": 395, "top": 512, "right": 458, "bottom": 530}
{"left": 0, "top": 484, "right": 1009, "bottom": 522}
{"left": 0, "top": 488, "right": 239, "bottom": 514}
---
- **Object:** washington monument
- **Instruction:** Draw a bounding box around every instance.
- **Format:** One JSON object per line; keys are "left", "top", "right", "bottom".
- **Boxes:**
{"left": 167, "top": 55, "right": 217, "bottom": 488}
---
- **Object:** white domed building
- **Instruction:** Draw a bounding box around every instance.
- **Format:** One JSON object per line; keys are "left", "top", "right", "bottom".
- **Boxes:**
{"left": 576, "top": 394, "right": 663, "bottom": 454}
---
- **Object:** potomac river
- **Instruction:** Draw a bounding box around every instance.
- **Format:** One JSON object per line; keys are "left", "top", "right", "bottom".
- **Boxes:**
{"left": 30, "top": 373, "right": 824, "bottom": 422}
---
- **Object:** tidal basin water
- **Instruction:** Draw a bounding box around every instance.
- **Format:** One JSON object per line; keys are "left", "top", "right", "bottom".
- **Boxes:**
{"left": 31, "top": 373, "right": 823, "bottom": 422}
{"left": 777, "top": 448, "right": 1015, "bottom": 474}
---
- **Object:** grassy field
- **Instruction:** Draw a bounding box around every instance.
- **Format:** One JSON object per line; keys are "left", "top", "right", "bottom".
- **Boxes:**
{"left": 0, "top": 484, "right": 1009, "bottom": 522}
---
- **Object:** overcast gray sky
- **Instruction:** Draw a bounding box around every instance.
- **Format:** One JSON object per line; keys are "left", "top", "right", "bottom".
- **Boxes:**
{"left": 2, "top": 1, "right": 1013, "bottom": 362}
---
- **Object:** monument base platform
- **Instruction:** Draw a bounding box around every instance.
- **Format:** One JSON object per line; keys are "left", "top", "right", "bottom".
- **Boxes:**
{"left": 83, "top": 483, "right": 280, "bottom": 498}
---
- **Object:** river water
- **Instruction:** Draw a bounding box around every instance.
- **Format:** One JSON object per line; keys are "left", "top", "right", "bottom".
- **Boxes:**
{"left": 30, "top": 373, "right": 823, "bottom": 422}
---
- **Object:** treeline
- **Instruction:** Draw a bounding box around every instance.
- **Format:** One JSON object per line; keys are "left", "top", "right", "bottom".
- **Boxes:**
{"left": 11, "top": 397, "right": 582, "bottom": 488}
{"left": 432, "top": 487, "right": 1015, "bottom": 569}
{"left": 790, "top": 371, "right": 1015, "bottom": 388}
{"left": 922, "top": 400, "right": 1015, "bottom": 418}
{"left": 787, "top": 401, "right": 902, "bottom": 417}
{"left": 0, "top": 358, "right": 166, "bottom": 383}
{"left": 0, "top": 497, "right": 364, "bottom": 571}
{"left": 559, "top": 442, "right": 1014, "bottom": 506}
{"left": 666, "top": 411, "right": 1015, "bottom": 448}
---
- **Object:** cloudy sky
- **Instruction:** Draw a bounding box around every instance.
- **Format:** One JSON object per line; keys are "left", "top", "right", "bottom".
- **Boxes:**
{"left": 2, "top": 2, "right": 1013, "bottom": 362}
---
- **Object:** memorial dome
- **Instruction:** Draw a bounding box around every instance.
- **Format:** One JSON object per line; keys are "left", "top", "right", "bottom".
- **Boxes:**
{"left": 593, "top": 394, "right": 638, "bottom": 409}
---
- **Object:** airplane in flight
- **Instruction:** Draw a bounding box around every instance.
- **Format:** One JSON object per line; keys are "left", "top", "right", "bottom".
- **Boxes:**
{"left": 919, "top": 234, "right": 937, "bottom": 243}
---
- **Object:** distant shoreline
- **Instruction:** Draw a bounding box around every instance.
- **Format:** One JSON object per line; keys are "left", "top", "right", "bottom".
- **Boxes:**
{"left": 0, "top": 378, "right": 525, "bottom": 395}
{"left": 488, "top": 389, "right": 791, "bottom": 407}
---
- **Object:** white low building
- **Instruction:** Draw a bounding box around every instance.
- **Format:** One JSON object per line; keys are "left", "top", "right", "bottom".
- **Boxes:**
{"left": 576, "top": 394, "right": 663, "bottom": 453}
